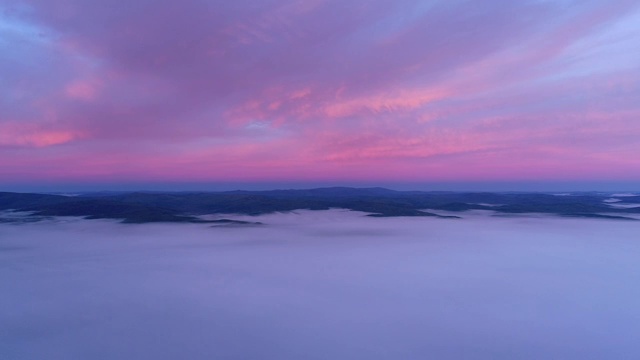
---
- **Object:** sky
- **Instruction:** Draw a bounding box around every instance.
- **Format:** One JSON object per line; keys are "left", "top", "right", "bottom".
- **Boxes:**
{"left": 1, "top": 0, "right": 639, "bottom": 191}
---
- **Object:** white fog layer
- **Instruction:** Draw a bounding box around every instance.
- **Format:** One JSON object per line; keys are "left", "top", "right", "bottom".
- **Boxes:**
{"left": 1, "top": 210, "right": 640, "bottom": 359}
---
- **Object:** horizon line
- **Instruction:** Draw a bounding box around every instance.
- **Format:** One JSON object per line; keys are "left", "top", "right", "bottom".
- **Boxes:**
{"left": 2, "top": 182, "right": 639, "bottom": 194}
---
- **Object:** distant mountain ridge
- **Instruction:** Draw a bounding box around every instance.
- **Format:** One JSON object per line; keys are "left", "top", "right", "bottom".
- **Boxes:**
{"left": 1, "top": 187, "right": 639, "bottom": 223}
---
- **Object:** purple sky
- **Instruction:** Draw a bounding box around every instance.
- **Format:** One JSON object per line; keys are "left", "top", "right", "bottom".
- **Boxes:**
{"left": 1, "top": 0, "right": 639, "bottom": 191}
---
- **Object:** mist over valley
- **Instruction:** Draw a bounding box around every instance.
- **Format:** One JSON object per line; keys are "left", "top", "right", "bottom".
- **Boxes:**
{"left": 2, "top": 209, "right": 639, "bottom": 359}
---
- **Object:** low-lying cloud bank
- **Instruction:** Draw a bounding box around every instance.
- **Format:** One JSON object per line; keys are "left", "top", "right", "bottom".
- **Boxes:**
{"left": 1, "top": 210, "right": 639, "bottom": 359}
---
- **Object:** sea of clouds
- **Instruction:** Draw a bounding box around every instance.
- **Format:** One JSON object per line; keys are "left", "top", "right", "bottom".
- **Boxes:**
{"left": 1, "top": 210, "right": 639, "bottom": 359}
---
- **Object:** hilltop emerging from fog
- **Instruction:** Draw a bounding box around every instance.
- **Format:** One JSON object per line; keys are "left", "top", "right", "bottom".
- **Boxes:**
{"left": 2, "top": 187, "right": 639, "bottom": 223}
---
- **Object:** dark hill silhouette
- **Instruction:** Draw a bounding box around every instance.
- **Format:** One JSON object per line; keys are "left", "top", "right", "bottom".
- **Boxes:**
{"left": 1, "top": 188, "right": 638, "bottom": 223}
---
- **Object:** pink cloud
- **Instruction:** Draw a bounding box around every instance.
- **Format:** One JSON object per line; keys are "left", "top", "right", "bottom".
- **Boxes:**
{"left": 0, "top": 122, "right": 85, "bottom": 147}
{"left": 1, "top": 0, "right": 639, "bottom": 186}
